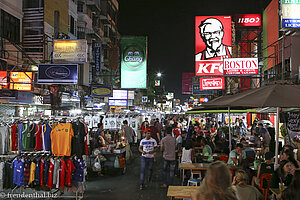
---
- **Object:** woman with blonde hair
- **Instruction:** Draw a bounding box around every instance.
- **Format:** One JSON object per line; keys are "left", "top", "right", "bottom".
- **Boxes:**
{"left": 191, "top": 161, "right": 238, "bottom": 200}
{"left": 232, "top": 170, "right": 263, "bottom": 200}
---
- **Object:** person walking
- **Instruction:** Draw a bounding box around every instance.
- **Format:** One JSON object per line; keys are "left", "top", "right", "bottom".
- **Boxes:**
{"left": 122, "top": 120, "right": 135, "bottom": 159}
{"left": 139, "top": 130, "right": 158, "bottom": 190}
{"left": 160, "top": 127, "right": 176, "bottom": 188}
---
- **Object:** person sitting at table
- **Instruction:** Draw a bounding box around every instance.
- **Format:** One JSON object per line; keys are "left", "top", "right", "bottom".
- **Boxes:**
{"left": 191, "top": 161, "right": 238, "bottom": 200}
{"left": 227, "top": 143, "right": 246, "bottom": 166}
{"left": 253, "top": 132, "right": 261, "bottom": 148}
{"left": 270, "top": 160, "right": 295, "bottom": 188}
{"left": 280, "top": 149, "right": 300, "bottom": 169}
{"left": 200, "top": 137, "right": 214, "bottom": 162}
{"left": 181, "top": 139, "right": 194, "bottom": 163}
{"left": 279, "top": 144, "right": 296, "bottom": 160}
{"left": 252, "top": 151, "right": 274, "bottom": 186}
{"left": 277, "top": 169, "right": 300, "bottom": 200}
{"left": 232, "top": 170, "right": 263, "bottom": 200}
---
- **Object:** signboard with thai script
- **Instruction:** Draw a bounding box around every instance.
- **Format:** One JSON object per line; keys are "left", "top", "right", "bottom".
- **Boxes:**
{"left": 223, "top": 58, "right": 258, "bottom": 75}
{"left": 200, "top": 77, "right": 225, "bottom": 90}
{"left": 53, "top": 40, "right": 87, "bottom": 63}
{"left": 236, "top": 14, "right": 262, "bottom": 27}
{"left": 94, "top": 43, "right": 102, "bottom": 72}
{"left": 282, "top": 0, "right": 300, "bottom": 28}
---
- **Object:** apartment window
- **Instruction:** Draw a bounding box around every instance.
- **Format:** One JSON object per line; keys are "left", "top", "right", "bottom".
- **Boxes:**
{"left": 77, "top": 2, "right": 84, "bottom": 12}
{"left": 0, "top": 10, "right": 20, "bottom": 43}
{"left": 70, "top": 15, "right": 75, "bottom": 35}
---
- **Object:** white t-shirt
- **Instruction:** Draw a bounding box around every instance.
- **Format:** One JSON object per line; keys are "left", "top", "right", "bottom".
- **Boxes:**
{"left": 140, "top": 138, "right": 157, "bottom": 158}
{"left": 181, "top": 147, "right": 192, "bottom": 163}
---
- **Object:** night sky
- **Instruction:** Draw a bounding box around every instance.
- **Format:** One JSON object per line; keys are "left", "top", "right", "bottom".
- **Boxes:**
{"left": 119, "top": 0, "right": 271, "bottom": 101}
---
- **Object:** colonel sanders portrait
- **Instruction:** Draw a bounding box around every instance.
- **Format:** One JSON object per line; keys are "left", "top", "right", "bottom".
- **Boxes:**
{"left": 195, "top": 18, "right": 232, "bottom": 61}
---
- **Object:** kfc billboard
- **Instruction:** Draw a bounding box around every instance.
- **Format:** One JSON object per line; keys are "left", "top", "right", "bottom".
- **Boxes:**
{"left": 200, "top": 77, "right": 225, "bottom": 90}
{"left": 223, "top": 58, "right": 259, "bottom": 75}
{"left": 236, "top": 14, "right": 261, "bottom": 27}
{"left": 195, "top": 16, "right": 232, "bottom": 76}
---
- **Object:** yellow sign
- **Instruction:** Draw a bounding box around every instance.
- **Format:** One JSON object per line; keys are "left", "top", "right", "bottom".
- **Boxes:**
{"left": 91, "top": 86, "right": 112, "bottom": 97}
{"left": 9, "top": 72, "right": 33, "bottom": 91}
{"left": 53, "top": 40, "right": 87, "bottom": 63}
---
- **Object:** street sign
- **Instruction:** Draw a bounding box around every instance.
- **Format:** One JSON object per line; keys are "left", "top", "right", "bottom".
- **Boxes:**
{"left": 142, "top": 96, "right": 148, "bottom": 103}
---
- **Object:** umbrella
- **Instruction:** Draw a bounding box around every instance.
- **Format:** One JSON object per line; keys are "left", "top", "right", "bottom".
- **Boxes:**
{"left": 200, "top": 81, "right": 300, "bottom": 168}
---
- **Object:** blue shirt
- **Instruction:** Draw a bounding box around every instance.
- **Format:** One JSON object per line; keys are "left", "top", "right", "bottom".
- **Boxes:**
{"left": 11, "top": 159, "right": 24, "bottom": 186}
{"left": 43, "top": 123, "right": 52, "bottom": 151}
{"left": 18, "top": 124, "right": 24, "bottom": 151}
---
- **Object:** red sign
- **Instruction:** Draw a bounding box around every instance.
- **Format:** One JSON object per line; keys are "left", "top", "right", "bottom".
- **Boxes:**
{"left": 195, "top": 16, "right": 232, "bottom": 76}
{"left": 236, "top": 14, "right": 261, "bottom": 27}
{"left": 0, "top": 71, "right": 7, "bottom": 88}
{"left": 200, "top": 77, "right": 225, "bottom": 90}
{"left": 182, "top": 72, "right": 194, "bottom": 94}
{"left": 223, "top": 58, "right": 258, "bottom": 75}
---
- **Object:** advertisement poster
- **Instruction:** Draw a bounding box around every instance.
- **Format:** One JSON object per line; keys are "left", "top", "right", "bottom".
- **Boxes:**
{"left": 282, "top": 0, "right": 300, "bottom": 28}
{"left": 0, "top": 71, "right": 7, "bottom": 88}
{"left": 53, "top": 40, "right": 87, "bottom": 63}
{"left": 195, "top": 16, "right": 232, "bottom": 76}
{"left": 121, "top": 36, "right": 147, "bottom": 88}
{"left": 9, "top": 72, "right": 33, "bottom": 91}
{"left": 91, "top": 86, "right": 112, "bottom": 97}
{"left": 223, "top": 58, "right": 258, "bottom": 75}
{"left": 37, "top": 64, "right": 78, "bottom": 84}
{"left": 236, "top": 14, "right": 261, "bottom": 27}
{"left": 200, "top": 77, "right": 225, "bottom": 90}
{"left": 182, "top": 72, "right": 194, "bottom": 94}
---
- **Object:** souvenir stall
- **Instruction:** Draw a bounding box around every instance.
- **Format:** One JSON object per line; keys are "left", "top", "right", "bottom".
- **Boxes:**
{"left": 0, "top": 116, "right": 88, "bottom": 199}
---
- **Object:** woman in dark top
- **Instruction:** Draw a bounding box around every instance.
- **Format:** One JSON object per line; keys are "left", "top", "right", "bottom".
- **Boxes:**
{"left": 281, "top": 149, "right": 300, "bottom": 168}
{"left": 279, "top": 169, "right": 300, "bottom": 200}
{"left": 270, "top": 160, "right": 295, "bottom": 188}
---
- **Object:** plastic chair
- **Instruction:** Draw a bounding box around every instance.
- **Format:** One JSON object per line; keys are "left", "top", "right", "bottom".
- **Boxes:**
{"left": 187, "top": 170, "right": 202, "bottom": 186}
{"left": 258, "top": 173, "right": 273, "bottom": 200}
{"left": 219, "top": 155, "right": 229, "bottom": 163}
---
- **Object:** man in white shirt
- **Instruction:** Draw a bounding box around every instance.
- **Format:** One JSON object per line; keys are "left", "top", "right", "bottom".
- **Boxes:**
{"left": 139, "top": 131, "right": 158, "bottom": 190}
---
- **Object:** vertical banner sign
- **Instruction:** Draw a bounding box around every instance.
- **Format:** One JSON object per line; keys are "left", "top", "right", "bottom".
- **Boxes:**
{"left": 121, "top": 36, "right": 147, "bottom": 88}
{"left": 195, "top": 16, "right": 232, "bottom": 76}
{"left": 182, "top": 72, "right": 194, "bottom": 94}
{"left": 94, "top": 43, "right": 102, "bottom": 72}
{"left": 200, "top": 77, "right": 225, "bottom": 90}
{"left": 282, "top": 0, "right": 300, "bottom": 28}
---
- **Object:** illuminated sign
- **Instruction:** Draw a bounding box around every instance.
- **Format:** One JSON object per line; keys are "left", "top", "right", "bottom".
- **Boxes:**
{"left": 223, "top": 58, "right": 258, "bottom": 75}
{"left": 195, "top": 16, "right": 232, "bottom": 76}
{"left": 109, "top": 99, "right": 127, "bottom": 107}
{"left": 155, "top": 80, "right": 160, "bottom": 86}
{"left": 9, "top": 72, "right": 33, "bottom": 91}
{"left": 31, "top": 65, "right": 38, "bottom": 71}
{"left": 91, "top": 86, "right": 112, "bottom": 97}
{"left": 200, "top": 77, "right": 225, "bottom": 90}
{"left": 109, "top": 90, "right": 128, "bottom": 100}
{"left": 282, "top": 0, "right": 300, "bottom": 28}
{"left": 199, "top": 97, "right": 209, "bottom": 103}
{"left": 53, "top": 40, "right": 87, "bottom": 63}
{"left": 121, "top": 36, "right": 147, "bottom": 88}
{"left": 236, "top": 14, "right": 261, "bottom": 27}
{"left": 128, "top": 91, "right": 135, "bottom": 99}
{"left": 37, "top": 64, "right": 78, "bottom": 84}
{"left": 0, "top": 71, "right": 7, "bottom": 88}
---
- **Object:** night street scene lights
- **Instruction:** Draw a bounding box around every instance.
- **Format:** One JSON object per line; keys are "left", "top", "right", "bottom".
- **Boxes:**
{"left": 157, "top": 72, "right": 162, "bottom": 78}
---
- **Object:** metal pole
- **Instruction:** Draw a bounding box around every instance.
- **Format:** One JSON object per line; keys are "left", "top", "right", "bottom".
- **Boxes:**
{"left": 228, "top": 106, "right": 232, "bottom": 152}
{"left": 281, "top": 33, "right": 285, "bottom": 80}
{"left": 275, "top": 107, "right": 280, "bottom": 169}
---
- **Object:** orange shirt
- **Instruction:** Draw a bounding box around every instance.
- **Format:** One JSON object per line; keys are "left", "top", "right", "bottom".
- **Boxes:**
{"left": 51, "top": 123, "right": 74, "bottom": 156}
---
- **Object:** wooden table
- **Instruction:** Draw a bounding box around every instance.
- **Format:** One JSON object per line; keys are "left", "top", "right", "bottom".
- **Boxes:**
{"left": 167, "top": 186, "right": 199, "bottom": 199}
{"left": 179, "top": 163, "right": 210, "bottom": 185}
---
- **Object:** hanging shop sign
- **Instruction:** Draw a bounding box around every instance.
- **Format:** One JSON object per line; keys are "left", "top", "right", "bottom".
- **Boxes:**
{"left": 142, "top": 96, "right": 148, "bottom": 103}
{"left": 200, "top": 77, "right": 225, "bottom": 90}
{"left": 53, "top": 40, "right": 87, "bottom": 63}
{"left": 121, "top": 36, "right": 147, "bottom": 88}
{"left": 0, "top": 89, "right": 16, "bottom": 99}
{"left": 282, "top": 0, "right": 300, "bottom": 28}
{"left": 91, "top": 86, "right": 112, "bottom": 97}
{"left": 236, "top": 14, "right": 262, "bottom": 27}
{"left": 192, "top": 84, "right": 214, "bottom": 95}
{"left": 9, "top": 72, "right": 33, "bottom": 91}
{"left": 37, "top": 64, "right": 78, "bottom": 84}
{"left": 94, "top": 43, "right": 102, "bottom": 72}
{"left": 223, "top": 58, "right": 259, "bottom": 75}
{"left": 0, "top": 71, "right": 7, "bottom": 88}
{"left": 195, "top": 16, "right": 232, "bottom": 76}
{"left": 109, "top": 99, "right": 127, "bottom": 107}
{"left": 109, "top": 90, "right": 128, "bottom": 100}
{"left": 10, "top": 91, "right": 34, "bottom": 104}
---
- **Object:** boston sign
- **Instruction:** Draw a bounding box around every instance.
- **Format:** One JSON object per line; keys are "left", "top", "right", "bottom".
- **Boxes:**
{"left": 200, "top": 77, "right": 225, "bottom": 90}
{"left": 223, "top": 58, "right": 258, "bottom": 75}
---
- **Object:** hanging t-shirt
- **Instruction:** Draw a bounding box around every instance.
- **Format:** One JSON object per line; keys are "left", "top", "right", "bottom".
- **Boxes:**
{"left": 43, "top": 160, "right": 49, "bottom": 186}
{"left": 47, "top": 158, "right": 55, "bottom": 188}
{"left": 42, "top": 123, "right": 52, "bottom": 151}
{"left": 0, "top": 162, "right": 4, "bottom": 191}
{"left": 28, "top": 160, "right": 36, "bottom": 185}
{"left": 23, "top": 160, "right": 31, "bottom": 185}
{"left": 11, "top": 124, "right": 18, "bottom": 151}
{"left": 40, "top": 159, "right": 44, "bottom": 186}
{"left": 35, "top": 125, "right": 43, "bottom": 150}
{"left": 18, "top": 124, "right": 24, "bottom": 151}
{"left": 22, "top": 123, "right": 31, "bottom": 150}
{"left": 60, "top": 159, "right": 67, "bottom": 188}
{"left": 29, "top": 124, "right": 36, "bottom": 149}
{"left": 92, "top": 116, "right": 100, "bottom": 128}
{"left": 11, "top": 159, "right": 24, "bottom": 186}
{"left": 53, "top": 159, "right": 61, "bottom": 187}
{"left": 51, "top": 123, "right": 74, "bottom": 156}
{"left": 84, "top": 115, "right": 93, "bottom": 129}
{"left": 65, "top": 159, "right": 76, "bottom": 186}
{"left": 34, "top": 158, "right": 41, "bottom": 185}
{"left": 72, "top": 159, "right": 85, "bottom": 182}
{"left": 0, "top": 126, "right": 10, "bottom": 154}
{"left": 71, "top": 122, "right": 86, "bottom": 157}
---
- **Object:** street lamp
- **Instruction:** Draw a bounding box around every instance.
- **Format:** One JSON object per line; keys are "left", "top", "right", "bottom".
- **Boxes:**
{"left": 157, "top": 72, "right": 162, "bottom": 78}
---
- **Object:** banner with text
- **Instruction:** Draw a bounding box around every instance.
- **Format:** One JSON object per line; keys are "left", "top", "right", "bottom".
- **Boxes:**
{"left": 53, "top": 40, "right": 87, "bottom": 63}
{"left": 200, "top": 77, "right": 225, "bottom": 90}
{"left": 223, "top": 58, "right": 258, "bottom": 75}
{"left": 282, "top": 0, "right": 300, "bottom": 28}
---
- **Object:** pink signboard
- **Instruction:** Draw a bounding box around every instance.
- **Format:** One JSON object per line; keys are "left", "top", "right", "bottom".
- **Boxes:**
{"left": 182, "top": 72, "right": 194, "bottom": 94}
{"left": 200, "top": 77, "right": 225, "bottom": 90}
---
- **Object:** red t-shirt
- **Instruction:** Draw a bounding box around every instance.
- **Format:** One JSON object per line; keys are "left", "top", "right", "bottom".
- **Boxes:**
{"left": 60, "top": 159, "right": 67, "bottom": 188}
{"left": 149, "top": 126, "right": 159, "bottom": 141}
{"left": 11, "top": 124, "right": 18, "bottom": 151}
{"left": 35, "top": 125, "right": 43, "bottom": 150}
{"left": 40, "top": 159, "right": 44, "bottom": 186}
{"left": 47, "top": 159, "right": 55, "bottom": 188}
{"left": 65, "top": 159, "right": 76, "bottom": 186}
